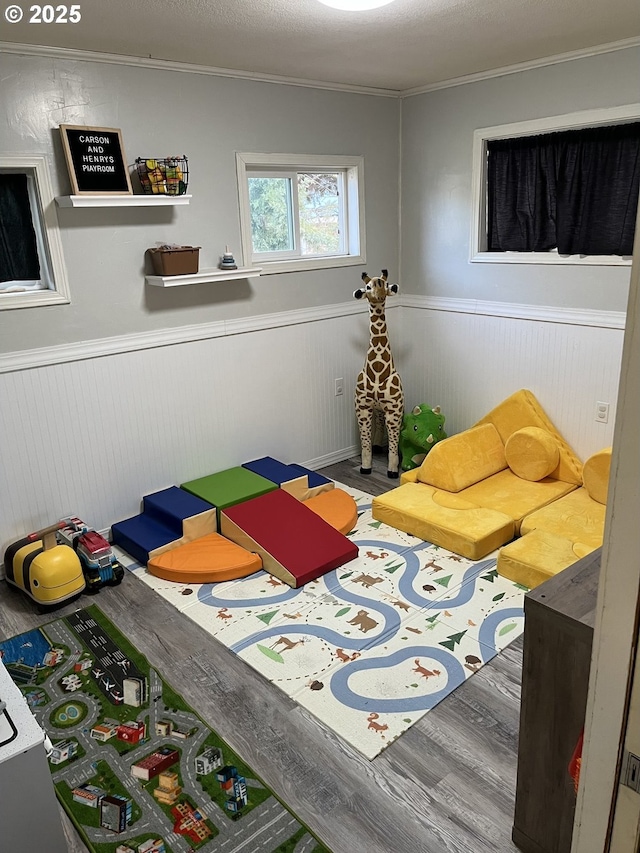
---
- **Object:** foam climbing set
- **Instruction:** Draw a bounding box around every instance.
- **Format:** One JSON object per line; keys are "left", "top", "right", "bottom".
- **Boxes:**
{"left": 111, "top": 456, "right": 359, "bottom": 588}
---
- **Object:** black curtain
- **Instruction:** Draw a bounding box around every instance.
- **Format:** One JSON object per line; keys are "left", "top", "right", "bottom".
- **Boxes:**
{"left": 0, "top": 173, "right": 41, "bottom": 283}
{"left": 487, "top": 123, "right": 640, "bottom": 256}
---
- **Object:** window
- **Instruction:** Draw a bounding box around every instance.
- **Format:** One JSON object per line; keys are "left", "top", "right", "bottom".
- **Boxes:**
{"left": 236, "top": 153, "right": 365, "bottom": 274}
{"left": 470, "top": 105, "right": 640, "bottom": 266}
{"left": 0, "top": 156, "right": 70, "bottom": 310}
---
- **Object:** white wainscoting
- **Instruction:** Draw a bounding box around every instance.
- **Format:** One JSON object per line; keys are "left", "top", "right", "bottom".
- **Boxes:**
{"left": 0, "top": 297, "right": 624, "bottom": 558}
{"left": 399, "top": 296, "right": 625, "bottom": 463}
{"left": 0, "top": 304, "right": 382, "bottom": 550}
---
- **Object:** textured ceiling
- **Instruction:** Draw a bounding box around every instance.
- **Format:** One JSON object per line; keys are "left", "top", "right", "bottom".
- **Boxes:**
{"left": 2, "top": 0, "right": 639, "bottom": 91}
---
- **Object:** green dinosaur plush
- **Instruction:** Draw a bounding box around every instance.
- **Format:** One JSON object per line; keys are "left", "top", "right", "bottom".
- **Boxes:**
{"left": 399, "top": 404, "right": 447, "bottom": 471}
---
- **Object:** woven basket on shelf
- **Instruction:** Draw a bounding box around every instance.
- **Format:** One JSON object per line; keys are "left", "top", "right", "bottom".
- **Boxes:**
{"left": 135, "top": 156, "right": 189, "bottom": 195}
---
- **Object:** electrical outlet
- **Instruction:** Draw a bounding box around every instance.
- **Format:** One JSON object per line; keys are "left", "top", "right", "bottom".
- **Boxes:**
{"left": 595, "top": 401, "right": 610, "bottom": 423}
{"left": 334, "top": 377, "right": 344, "bottom": 397}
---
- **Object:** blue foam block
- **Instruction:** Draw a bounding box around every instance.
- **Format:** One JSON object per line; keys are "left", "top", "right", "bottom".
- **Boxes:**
{"left": 111, "top": 514, "right": 179, "bottom": 566}
{"left": 143, "top": 486, "right": 214, "bottom": 534}
{"left": 242, "top": 457, "right": 298, "bottom": 486}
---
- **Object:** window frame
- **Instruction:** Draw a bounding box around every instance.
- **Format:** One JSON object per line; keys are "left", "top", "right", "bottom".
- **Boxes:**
{"left": 470, "top": 104, "right": 640, "bottom": 267}
{"left": 236, "top": 153, "right": 365, "bottom": 274}
{"left": 0, "top": 155, "right": 70, "bottom": 310}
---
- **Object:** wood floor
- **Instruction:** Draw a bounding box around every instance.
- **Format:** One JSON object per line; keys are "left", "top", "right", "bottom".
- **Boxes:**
{"left": 0, "top": 455, "right": 523, "bottom": 853}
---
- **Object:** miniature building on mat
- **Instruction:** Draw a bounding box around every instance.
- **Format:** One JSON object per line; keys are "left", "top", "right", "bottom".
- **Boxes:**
{"left": 131, "top": 746, "right": 180, "bottom": 781}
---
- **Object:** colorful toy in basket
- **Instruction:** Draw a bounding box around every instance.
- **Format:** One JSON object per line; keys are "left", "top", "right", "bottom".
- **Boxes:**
{"left": 135, "top": 156, "right": 188, "bottom": 195}
{"left": 399, "top": 404, "right": 447, "bottom": 471}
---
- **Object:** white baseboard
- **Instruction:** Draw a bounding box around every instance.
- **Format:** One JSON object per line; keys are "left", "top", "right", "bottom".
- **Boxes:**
{"left": 303, "top": 445, "right": 359, "bottom": 471}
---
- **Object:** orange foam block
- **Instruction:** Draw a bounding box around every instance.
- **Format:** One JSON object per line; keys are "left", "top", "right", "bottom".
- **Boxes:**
{"left": 147, "top": 533, "right": 262, "bottom": 583}
{"left": 302, "top": 488, "right": 358, "bottom": 535}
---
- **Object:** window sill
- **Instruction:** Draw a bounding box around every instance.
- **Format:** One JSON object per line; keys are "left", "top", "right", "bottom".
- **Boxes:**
{"left": 0, "top": 289, "right": 70, "bottom": 311}
{"left": 255, "top": 254, "right": 365, "bottom": 275}
{"left": 470, "top": 251, "right": 632, "bottom": 267}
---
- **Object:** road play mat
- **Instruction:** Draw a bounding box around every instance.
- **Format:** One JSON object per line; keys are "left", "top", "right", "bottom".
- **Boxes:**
{"left": 119, "top": 483, "right": 527, "bottom": 760}
{"left": 0, "top": 605, "right": 330, "bottom": 853}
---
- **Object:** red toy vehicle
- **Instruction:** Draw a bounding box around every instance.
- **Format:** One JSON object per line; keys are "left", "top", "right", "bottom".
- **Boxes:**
{"left": 58, "top": 517, "right": 124, "bottom": 592}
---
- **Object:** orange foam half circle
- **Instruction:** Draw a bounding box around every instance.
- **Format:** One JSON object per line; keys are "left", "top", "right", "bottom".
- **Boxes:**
{"left": 147, "top": 532, "right": 262, "bottom": 583}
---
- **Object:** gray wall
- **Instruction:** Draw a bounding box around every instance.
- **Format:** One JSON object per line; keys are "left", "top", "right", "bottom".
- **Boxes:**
{"left": 400, "top": 47, "right": 639, "bottom": 312}
{"left": 0, "top": 53, "right": 399, "bottom": 353}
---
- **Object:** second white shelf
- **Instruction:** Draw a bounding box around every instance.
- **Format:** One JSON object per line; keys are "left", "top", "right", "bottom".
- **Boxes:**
{"left": 145, "top": 267, "right": 262, "bottom": 287}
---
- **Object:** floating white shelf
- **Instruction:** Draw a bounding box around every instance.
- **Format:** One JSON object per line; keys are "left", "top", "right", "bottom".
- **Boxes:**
{"left": 145, "top": 267, "right": 262, "bottom": 287}
{"left": 55, "top": 194, "right": 192, "bottom": 208}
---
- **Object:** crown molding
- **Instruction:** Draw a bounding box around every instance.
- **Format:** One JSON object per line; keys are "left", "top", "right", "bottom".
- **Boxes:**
{"left": 2, "top": 36, "right": 638, "bottom": 98}
{"left": 0, "top": 41, "right": 398, "bottom": 98}
{"left": 400, "top": 37, "right": 640, "bottom": 98}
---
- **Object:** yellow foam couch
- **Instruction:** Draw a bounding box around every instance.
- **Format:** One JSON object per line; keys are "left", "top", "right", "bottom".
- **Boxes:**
{"left": 372, "top": 389, "right": 583, "bottom": 561}
{"left": 496, "top": 446, "right": 611, "bottom": 587}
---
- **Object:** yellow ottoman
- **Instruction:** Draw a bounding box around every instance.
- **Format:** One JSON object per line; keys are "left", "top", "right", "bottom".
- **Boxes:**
{"left": 372, "top": 482, "right": 514, "bottom": 560}
{"left": 497, "top": 529, "right": 594, "bottom": 589}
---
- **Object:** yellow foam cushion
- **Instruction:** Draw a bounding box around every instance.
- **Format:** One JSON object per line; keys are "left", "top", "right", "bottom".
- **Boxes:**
{"left": 372, "top": 482, "right": 514, "bottom": 560}
{"left": 497, "top": 530, "right": 594, "bottom": 589}
{"left": 400, "top": 468, "right": 420, "bottom": 485}
{"left": 474, "top": 389, "right": 583, "bottom": 485}
{"left": 505, "top": 426, "right": 560, "bottom": 481}
{"left": 458, "top": 469, "right": 577, "bottom": 532}
{"left": 520, "top": 486, "right": 606, "bottom": 549}
{"left": 147, "top": 533, "right": 262, "bottom": 583}
{"left": 302, "top": 488, "right": 358, "bottom": 535}
{"left": 417, "top": 423, "right": 507, "bottom": 493}
{"left": 582, "top": 447, "right": 612, "bottom": 505}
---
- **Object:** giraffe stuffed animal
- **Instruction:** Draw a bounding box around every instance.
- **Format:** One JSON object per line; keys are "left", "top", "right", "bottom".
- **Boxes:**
{"left": 354, "top": 269, "right": 405, "bottom": 478}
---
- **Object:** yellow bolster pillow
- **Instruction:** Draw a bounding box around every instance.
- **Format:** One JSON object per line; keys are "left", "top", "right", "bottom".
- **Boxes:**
{"left": 582, "top": 447, "right": 612, "bottom": 505}
{"left": 505, "top": 426, "right": 559, "bottom": 481}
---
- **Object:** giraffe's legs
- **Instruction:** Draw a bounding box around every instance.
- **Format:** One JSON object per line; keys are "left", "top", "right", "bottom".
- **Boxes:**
{"left": 371, "top": 408, "right": 387, "bottom": 451}
{"left": 380, "top": 393, "right": 405, "bottom": 478}
{"left": 356, "top": 402, "right": 374, "bottom": 474}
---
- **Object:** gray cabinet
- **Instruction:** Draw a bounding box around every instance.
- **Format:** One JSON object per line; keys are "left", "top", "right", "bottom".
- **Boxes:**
{"left": 512, "top": 548, "right": 600, "bottom": 853}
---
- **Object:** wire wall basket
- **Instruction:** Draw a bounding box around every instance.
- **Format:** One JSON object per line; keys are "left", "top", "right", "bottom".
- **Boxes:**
{"left": 135, "top": 156, "right": 189, "bottom": 195}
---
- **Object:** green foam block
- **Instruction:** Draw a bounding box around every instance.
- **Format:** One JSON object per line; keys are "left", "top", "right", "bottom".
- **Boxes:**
{"left": 181, "top": 466, "right": 277, "bottom": 515}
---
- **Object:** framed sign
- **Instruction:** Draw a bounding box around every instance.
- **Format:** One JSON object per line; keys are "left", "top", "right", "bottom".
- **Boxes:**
{"left": 60, "top": 125, "right": 133, "bottom": 195}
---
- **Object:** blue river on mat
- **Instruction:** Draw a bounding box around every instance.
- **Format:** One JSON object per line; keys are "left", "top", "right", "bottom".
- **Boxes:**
{"left": 0, "top": 629, "right": 51, "bottom": 668}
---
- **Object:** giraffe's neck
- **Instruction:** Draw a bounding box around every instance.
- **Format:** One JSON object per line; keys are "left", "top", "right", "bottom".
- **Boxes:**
{"left": 366, "top": 303, "right": 393, "bottom": 364}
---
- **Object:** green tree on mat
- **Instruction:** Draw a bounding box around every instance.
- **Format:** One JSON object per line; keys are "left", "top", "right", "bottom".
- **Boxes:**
{"left": 439, "top": 631, "right": 467, "bottom": 651}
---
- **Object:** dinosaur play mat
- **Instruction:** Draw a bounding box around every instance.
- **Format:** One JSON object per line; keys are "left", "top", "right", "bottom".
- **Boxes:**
{"left": 119, "top": 483, "right": 527, "bottom": 760}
